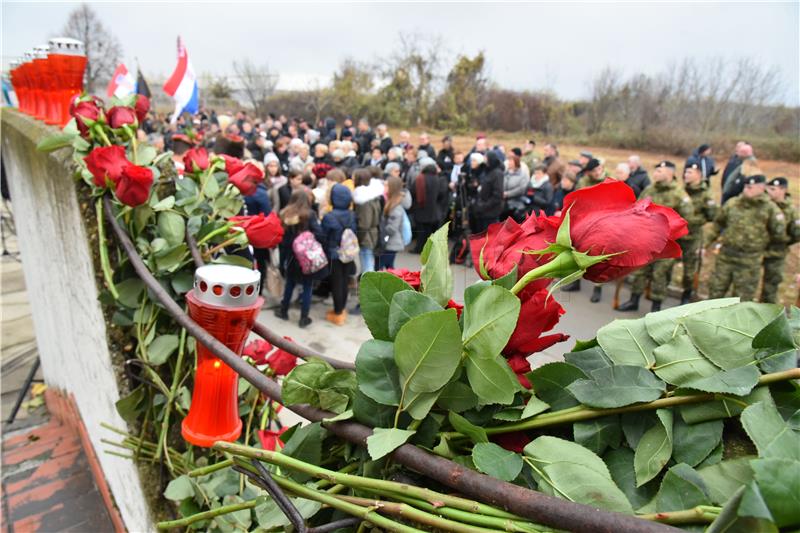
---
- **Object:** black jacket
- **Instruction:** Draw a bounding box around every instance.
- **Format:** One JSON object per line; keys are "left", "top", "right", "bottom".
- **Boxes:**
{"left": 627, "top": 168, "right": 651, "bottom": 198}
{"left": 379, "top": 136, "right": 393, "bottom": 154}
{"left": 530, "top": 181, "right": 554, "bottom": 216}
{"left": 355, "top": 129, "right": 375, "bottom": 155}
{"left": 475, "top": 151, "right": 505, "bottom": 219}
{"left": 419, "top": 143, "right": 436, "bottom": 159}
{"left": 721, "top": 154, "right": 742, "bottom": 188}
{"left": 411, "top": 170, "right": 448, "bottom": 224}
{"left": 436, "top": 148, "right": 455, "bottom": 175}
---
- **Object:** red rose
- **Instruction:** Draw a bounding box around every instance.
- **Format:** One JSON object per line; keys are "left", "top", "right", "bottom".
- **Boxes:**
{"left": 84, "top": 145, "right": 129, "bottom": 187}
{"left": 115, "top": 164, "right": 154, "bottom": 207}
{"left": 257, "top": 427, "right": 289, "bottom": 451}
{"left": 266, "top": 337, "right": 298, "bottom": 376}
{"left": 446, "top": 299, "right": 464, "bottom": 319}
{"left": 312, "top": 163, "right": 333, "bottom": 180}
{"left": 507, "top": 355, "right": 533, "bottom": 388}
{"left": 561, "top": 179, "right": 688, "bottom": 282}
{"left": 107, "top": 106, "right": 137, "bottom": 129}
{"left": 134, "top": 95, "right": 150, "bottom": 124}
{"left": 71, "top": 98, "right": 102, "bottom": 137}
{"left": 220, "top": 154, "right": 245, "bottom": 176}
{"left": 491, "top": 431, "right": 531, "bottom": 453}
{"left": 469, "top": 214, "right": 556, "bottom": 291}
{"left": 228, "top": 162, "right": 264, "bottom": 196}
{"left": 504, "top": 288, "right": 569, "bottom": 358}
{"left": 243, "top": 339, "right": 273, "bottom": 365}
{"left": 385, "top": 268, "right": 421, "bottom": 290}
{"left": 229, "top": 212, "right": 285, "bottom": 249}
{"left": 183, "top": 147, "right": 210, "bottom": 173}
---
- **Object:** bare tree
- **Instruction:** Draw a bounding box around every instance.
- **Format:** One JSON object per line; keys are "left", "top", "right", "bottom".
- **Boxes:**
{"left": 383, "top": 32, "right": 445, "bottom": 125}
{"left": 61, "top": 4, "right": 123, "bottom": 94}
{"left": 305, "top": 80, "right": 336, "bottom": 124}
{"left": 232, "top": 59, "right": 279, "bottom": 117}
{"left": 587, "top": 67, "right": 621, "bottom": 134}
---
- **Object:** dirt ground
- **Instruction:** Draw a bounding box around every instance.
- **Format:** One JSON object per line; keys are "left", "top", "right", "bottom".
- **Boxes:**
{"left": 404, "top": 128, "right": 800, "bottom": 307}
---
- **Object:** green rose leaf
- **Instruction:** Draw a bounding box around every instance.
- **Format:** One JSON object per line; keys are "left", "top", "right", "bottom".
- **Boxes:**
{"left": 255, "top": 495, "right": 321, "bottom": 529}
{"left": 752, "top": 312, "right": 799, "bottom": 373}
{"left": 115, "top": 385, "right": 144, "bottom": 422}
{"left": 360, "top": 271, "right": 414, "bottom": 341}
{"left": 567, "top": 365, "right": 666, "bottom": 408}
{"left": 148, "top": 334, "right": 179, "bottom": 365}
{"left": 698, "top": 458, "right": 754, "bottom": 506}
{"left": 420, "top": 223, "right": 453, "bottom": 306}
{"left": 683, "top": 302, "right": 782, "bottom": 370}
{"left": 634, "top": 409, "right": 673, "bottom": 487}
{"left": 366, "top": 428, "right": 416, "bottom": 460}
{"left": 36, "top": 132, "right": 77, "bottom": 153}
{"left": 652, "top": 463, "right": 711, "bottom": 513}
{"left": 355, "top": 340, "right": 401, "bottom": 406}
{"left": 465, "top": 353, "right": 519, "bottom": 405}
{"left": 387, "top": 290, "right": 442, "bottom": 339}
{"left": 462, "top": 284, "right": 521, "bottom": 361}
{"left": 750, "top": 458, "right": 800, "bottom": 527}
{"left": 472, "top": 442, "right": 523, "bottom": 481}
{"left": 672, "top": 418, "right": 724, "bottom": 467}
{"left": 679, "top": 385, "right": 772, "bottom": 424}
{"left": 164, "top": 475, "right": 194, "bottom": 501}
{"left": 645, "top": 297, "right": 739, "bottom": 344}
{"left": 115, "top": 277, "right": 144, "bottom": 308}
{"left": 524, "top": 436, "right": 633, "bottom": 514}
{"left": 564, "top": 345, "right": 612, "bottom": 375}
{"left": 573, "top": 415, "right": 621, "bottom": 456}
{"left": 679, "top": 365, "right": 760, "bottom": 397}
{"left": 281, "top": 422, "right": 327, "bottom": 482}
{"left": 652, "top": 333, "right": 720, "bottom": 386}
{"left": 526, "top": 362, "right": 587, "bottom": 411}
{"left": 448, "top": 411, "right": 488, "bottom": 444}
{"left": 740, "top": 400, "right": 800, "bottom": 460}
{"left": 605, "top": 447, "right": 658, "bottom": 510}
{"left": 436, "top": 381, "right": 479, "bottom": 413}
{"left": 281, "top": 361, "right": 330, "bottom": 407}
{"left": 521, "top": 395, "right": 550, "bottom": 419}
{"left": 158, "top": 211, "right": 186, "bottom": 246}
{"left": 395, "top": 309, "right": 462, "bottom": 394}
{"left": 597, "top": 317, "right": 658, "bottom": 368}
{"left": 706, "top": 485, "right": 778, "bottom": 533}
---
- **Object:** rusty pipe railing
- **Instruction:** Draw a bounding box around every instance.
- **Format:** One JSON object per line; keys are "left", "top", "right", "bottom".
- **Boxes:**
{"left": 103, "top": 196, "right": 678, "bottom": 533}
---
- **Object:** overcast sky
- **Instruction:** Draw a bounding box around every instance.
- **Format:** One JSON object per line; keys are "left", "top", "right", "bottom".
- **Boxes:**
{"left": 3, "top": 1, "right": 799, "bottom": 105}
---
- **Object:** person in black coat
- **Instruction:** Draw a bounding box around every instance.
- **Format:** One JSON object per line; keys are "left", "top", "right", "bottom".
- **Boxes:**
{"left": 355, "top": 118, "right": 375, "bottom": 156}
{"left": 418, "top": 132, "right": 436, "bottom": 159}
{"left": 436, "top": 136, "right": 455, "bottom": 175}
{"left": 627, "top": 155, "right": 651, "bottom": 198}
{"left": 410, "top": 159, "right": 448, "bottom": 253}
{"left": 473, "top": 150, "right": 505, "bottom": 233}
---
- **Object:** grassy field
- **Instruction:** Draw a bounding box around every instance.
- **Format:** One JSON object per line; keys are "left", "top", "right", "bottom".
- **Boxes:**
{"left": 404, "top": 127, "right": 800, "bottom": 307}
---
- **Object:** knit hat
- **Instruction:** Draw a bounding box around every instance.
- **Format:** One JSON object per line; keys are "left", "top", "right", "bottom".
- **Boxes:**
{"left": 385, "top": 162, "right": 401, "bottom": 175}
{"left": 264, "top": 152, "right": 280, "bottom": 166}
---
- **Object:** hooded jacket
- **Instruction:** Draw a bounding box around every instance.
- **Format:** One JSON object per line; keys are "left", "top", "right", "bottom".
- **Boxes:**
{"left": 353, "top": 178, "right": 385, "bottom": 249}
{"left": 321, "top": 184, "right": 357, "bottom": 260}
{"left": 383, "top": 190, "right": 413, "bottom": 252}
{"left": 411, "top": 166, "right": 448, "bottom": 225}
{"left": 475, "top": 151, "right": 505, "bottom": 218}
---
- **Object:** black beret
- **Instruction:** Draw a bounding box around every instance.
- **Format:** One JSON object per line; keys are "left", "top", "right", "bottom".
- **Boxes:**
{"left": 511, "top": 147, "right": 522, "bottom": 157}
{"left": 583, "top": 158, "right": 601, "bottom": 172}
{"left": 685, "top": 161, "right": 702, "bottom": 172}
{"left": 656, "top": 160, "right": 676, "bottom": 169}
{"left": 768, "top": 176, "right": 788, "bottom": 187}
{"left": 745, "top": 174, "right": 766, "bottom": 185}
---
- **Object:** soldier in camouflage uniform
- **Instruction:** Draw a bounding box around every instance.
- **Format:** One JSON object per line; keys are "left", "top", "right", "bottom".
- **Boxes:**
{"left": 761, "top": 177, "right": 800, "bottom": 303}
{"left": 618, "top": 161, "right": 693, "bottom": 312}
{"left": 567, "top": 158, "right": 608, "bottom": 302}
{"left": 707, "top": 175, "right": 786, "bottom": 302}
{"left": 678, "top": 162, "right": 718, "bottom": 304}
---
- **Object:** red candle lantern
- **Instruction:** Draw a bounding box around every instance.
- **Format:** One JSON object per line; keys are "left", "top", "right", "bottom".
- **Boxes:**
{"left": 182, "top": 265, "right": 263, "bottom": 447}
{"left": 48, "top": 38, "right": 86, "bottom": 126}
{"left": 31, "top": 45, "right": 50, "bottom": 121}
{"left": 18, "top": 52, "right": 35, "bottom": 116}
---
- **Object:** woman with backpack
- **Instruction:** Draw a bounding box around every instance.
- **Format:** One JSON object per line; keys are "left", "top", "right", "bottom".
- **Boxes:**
{"left": 321, "top": 184, "right": 358, "bottom": 326}
{"left": 378, "top": 176, "right": 412, "bottom": 270}
{"left": 274, "top": 188, "right": 324, "bottom": 328}
{"left": 352, "top": 168, "right": 384, "bottom": 274}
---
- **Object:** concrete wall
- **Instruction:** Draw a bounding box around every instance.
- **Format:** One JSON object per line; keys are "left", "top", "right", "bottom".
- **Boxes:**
{"left": 1, "top": 109, "right": 152, "bottom": 532}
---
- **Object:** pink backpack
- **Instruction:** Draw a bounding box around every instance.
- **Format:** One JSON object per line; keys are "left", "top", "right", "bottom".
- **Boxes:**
{"left": 292, "top": 231, "right": 328, "bottom": 275}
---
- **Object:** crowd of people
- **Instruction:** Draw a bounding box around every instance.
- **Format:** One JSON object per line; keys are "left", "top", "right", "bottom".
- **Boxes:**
{"left": 141, "top": 108, "right": 798, "bottom": 326}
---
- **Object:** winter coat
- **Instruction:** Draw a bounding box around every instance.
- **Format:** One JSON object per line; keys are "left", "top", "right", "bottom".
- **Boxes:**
{"left": 379, "top": 135, "right": 393, "bottom": 154}
{"left": 436, "top": 148, "right": 455, "bottom": 175}
{"left": 279, "top": 215, "right": 325, "bottom": 282}
{"left": 321, "top": 184, "right": 357, "bottom": 261}
{"left": 383, "top": 190, "right": 413, "bottom": 252}
{"left": 355, "top": 129, "right": 375, "bottom": 156}
{"left": 411, "top": 170, "right": 448, "bottom": 224}
{"left": 244, "top": 183, "right": 272, "bottom": 216}
{"left": 627, "top": 167, "right": 651, "bottom": 198}
{"left": 475, "top": 151, "right": 505, "bottom": 218}
{"left": 503, "top": 169, "right": 529, "bottom": 198}
{"left": 530, "top": 178, "right": 554, "bottom": 216}
{"left": 419, "top": 143, "right": 436, "bottom": 159}
{"left": 353, "top": 179, "right": 384, "bottom": 250}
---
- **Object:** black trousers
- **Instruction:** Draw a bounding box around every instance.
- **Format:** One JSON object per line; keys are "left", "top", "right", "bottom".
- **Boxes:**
{"left": 413, "top": 222, "right": 439, "bottom": 253}
{"left": 330, "top": 259, "right": 351, "bottom": 313}
{"left": 253, "top": 248, "right": 269, "bottom": 288}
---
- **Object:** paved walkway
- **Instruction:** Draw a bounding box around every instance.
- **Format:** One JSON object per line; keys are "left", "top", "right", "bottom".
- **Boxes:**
{"left": 1, "top": 202, "right": 114, "bottom": 533}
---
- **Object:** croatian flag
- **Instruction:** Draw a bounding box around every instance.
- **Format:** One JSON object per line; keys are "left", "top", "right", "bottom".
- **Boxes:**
{"left": 107, "top": 64, "right": 136, "bottom": 99}
{"left": 163, "top": 36, "right": 199, "bottom": 123}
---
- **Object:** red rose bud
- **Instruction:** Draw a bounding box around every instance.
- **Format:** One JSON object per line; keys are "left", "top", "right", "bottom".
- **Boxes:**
{"left": 220, "top": 154, "right": 245, "bottom": 176}
{"left": 385, "top": 268, "right": 421, "bottom": 290}
{"left": 266, "top": 337, "right": 298, "bottom": 376}
{"left": 228, "top": 162, "right": 264, "bottom": 196}
{"left": 504, "top": 288, "right": 568, "bottom": 358}
{"left": 84, "top": 145, "right": 129, "bottom": 188}
{"left": 243, "top": 338, "right": 273, "bottom": 365}
{"left": 491, "top": 431, "right": 531, "bottom": 453}
{"left": 183, "top": 147, "right": 210, "bottom": 173}
{"left": 115, "top": 164, "right": 154, "bottom": 207}
{"left": 469, "top": 214, "right": 556, "bottom": 292}
{"left": 561, "top": 179, "right": 688, "bottom": 283}
{"left": 446, "top": 299, "right": 464, "bottom": 319}
{"left": 229, "top": 212, "right": 285, "bottom": 249}
{"left": 257, "top": 427, "right": 288, "bottom": 451}
{"left": 107, "top": 106, "right": 137, "bottom": 129}
{"left": 71, "top": 99, "right": 102, "bottom": 137}
{"left": 134, "top": 95, "right": 150, "bottom": 124}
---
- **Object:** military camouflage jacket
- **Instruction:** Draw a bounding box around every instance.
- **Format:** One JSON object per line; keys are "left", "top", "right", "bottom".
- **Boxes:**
{"left": 640, "top": 179, "right": 694, "bottom": 221}
{"left": 709, "top": 193, "right": 786, "bottom": 256}
{"left": 681, "top": 182, "right": 717, "bottom": 236}
{"left": 576, "top": 173, "right": 607, "bottom": 190}
{"left": 765, "top": 195, "right": 800, "bottom": 257}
